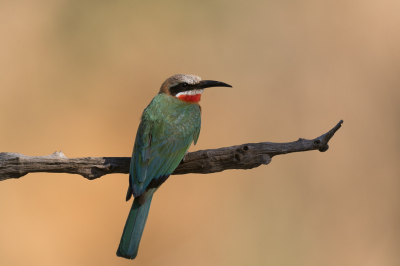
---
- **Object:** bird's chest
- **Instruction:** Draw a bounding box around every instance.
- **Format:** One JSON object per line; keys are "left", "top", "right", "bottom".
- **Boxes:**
{"left": 158, "top": 107, "right": 200, "bottom": 136}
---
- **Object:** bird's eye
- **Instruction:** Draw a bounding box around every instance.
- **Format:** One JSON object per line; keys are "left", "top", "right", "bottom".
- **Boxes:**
{"left": 182, "top": 83, "right": 188, "bottom": 88}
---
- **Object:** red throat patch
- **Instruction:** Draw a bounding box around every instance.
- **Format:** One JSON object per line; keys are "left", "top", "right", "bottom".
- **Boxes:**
{"left": 177, "top": 94, "right": 202, "bottom": 103}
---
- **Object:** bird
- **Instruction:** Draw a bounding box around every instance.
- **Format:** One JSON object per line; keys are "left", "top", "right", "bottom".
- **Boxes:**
{"left": 116, "top": 74, "right": 232, "bottom": 259}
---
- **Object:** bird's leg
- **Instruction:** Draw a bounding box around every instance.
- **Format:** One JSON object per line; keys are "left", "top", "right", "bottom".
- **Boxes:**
{"left": 181, "top": 151, "right": 189, "bottom": 164}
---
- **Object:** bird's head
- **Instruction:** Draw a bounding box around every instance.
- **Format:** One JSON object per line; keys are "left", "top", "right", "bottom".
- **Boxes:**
{"left": 159, "top": 74, "right": 232, "bottom": 103}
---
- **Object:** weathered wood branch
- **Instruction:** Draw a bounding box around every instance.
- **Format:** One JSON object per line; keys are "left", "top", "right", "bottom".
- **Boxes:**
{"left": 0, "top": 120, "right": 343, "bottom": 182}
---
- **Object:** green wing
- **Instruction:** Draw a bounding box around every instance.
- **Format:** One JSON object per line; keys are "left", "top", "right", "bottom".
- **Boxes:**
{"left": 128, "top": 95, "right": 201, "bottom": 203}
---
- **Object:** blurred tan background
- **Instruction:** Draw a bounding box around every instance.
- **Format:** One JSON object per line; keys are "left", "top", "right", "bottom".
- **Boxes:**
{"left": 1, "top": 0, "right": 399, "bottom": 265}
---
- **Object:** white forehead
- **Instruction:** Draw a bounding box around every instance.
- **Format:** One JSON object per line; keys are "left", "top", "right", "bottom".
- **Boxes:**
{"left": 169, "top": 74, "right": 201, "bottom": 87}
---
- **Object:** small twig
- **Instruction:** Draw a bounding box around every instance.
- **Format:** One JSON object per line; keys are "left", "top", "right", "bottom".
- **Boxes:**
{"left": 0, "top": 120, "right": 343, "bottom": 181}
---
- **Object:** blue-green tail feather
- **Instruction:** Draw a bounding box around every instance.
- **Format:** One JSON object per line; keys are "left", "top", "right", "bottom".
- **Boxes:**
{"left": 116, "top": 195, "right": 153, "bottom": 259}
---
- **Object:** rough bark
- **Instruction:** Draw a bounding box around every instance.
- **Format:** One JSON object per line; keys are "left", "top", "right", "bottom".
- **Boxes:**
{"left": 0, "top": 120, "right": 343, "bottom": 181}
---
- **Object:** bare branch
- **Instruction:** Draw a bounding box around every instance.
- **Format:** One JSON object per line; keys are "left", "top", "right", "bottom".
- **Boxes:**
{"left": 0, "top": 120, "right": 343, "bottom": 182}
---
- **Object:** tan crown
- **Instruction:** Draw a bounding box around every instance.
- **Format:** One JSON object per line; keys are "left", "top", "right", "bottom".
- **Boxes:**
{"left": 159, "top": 74, "right": 201, "bottom": 95}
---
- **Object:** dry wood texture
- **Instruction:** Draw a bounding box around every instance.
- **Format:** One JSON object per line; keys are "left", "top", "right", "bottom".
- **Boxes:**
{"left": 0, "top": 120, "right": 343, "bottom": 182}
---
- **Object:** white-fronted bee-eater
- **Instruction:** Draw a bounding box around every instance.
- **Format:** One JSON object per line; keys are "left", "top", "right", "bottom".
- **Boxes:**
{"left": 117, "top": 74, "right": 232, "bottom": 259}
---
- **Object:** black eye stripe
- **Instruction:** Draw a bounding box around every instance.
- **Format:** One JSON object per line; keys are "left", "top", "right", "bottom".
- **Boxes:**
{"left": 169, "top": 83, "right": 197, "bottom": 96}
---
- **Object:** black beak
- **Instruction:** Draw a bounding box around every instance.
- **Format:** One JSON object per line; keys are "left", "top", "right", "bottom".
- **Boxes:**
{"left": 198, "top": 80, "right": 232, "bottom": 89}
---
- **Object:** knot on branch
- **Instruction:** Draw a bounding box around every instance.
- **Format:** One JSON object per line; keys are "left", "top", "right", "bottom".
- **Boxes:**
{"left": 313, "top": 139, "right": 329, "bottom": 152}
{"left": 314, "top": 120, "right": 343, "bottom": 152}
{"left": 232, "top": 145, "right": 271, "bottom": 168}
{"left": 233, "top": 146, "right": 248, "bottom": 163}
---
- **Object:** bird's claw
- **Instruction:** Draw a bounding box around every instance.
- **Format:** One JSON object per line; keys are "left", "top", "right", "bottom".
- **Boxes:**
{"left": 181, "top": 151, "right": 189, "bottom": 164}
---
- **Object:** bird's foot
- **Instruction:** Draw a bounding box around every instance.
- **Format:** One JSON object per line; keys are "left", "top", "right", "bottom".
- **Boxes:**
{"left": 180, "top": 151, "right": 189, "bottom": 164}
